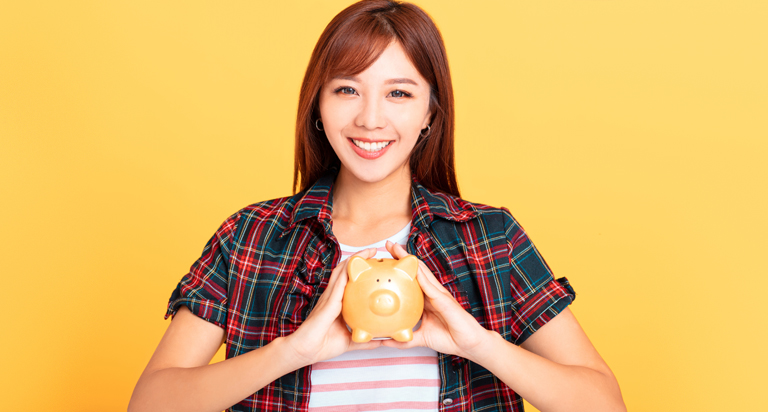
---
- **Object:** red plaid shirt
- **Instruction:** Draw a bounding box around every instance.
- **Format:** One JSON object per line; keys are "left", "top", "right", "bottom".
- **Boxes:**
{"left": 166, "top": 172, "right": 576, "bottom": 411}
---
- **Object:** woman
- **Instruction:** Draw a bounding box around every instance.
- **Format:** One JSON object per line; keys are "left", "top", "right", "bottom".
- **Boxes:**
{"left": 129, "top": 1, "right": 626, "bottom": 411}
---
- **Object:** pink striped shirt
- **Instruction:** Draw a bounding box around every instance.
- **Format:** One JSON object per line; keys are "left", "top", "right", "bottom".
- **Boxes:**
{"left": 308, "top": 223, "right": 440, "bottom": 412}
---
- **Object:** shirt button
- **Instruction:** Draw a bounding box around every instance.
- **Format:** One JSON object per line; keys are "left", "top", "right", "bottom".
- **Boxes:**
{"left": 442, "top": 398, "right": 453, "bottom": 406}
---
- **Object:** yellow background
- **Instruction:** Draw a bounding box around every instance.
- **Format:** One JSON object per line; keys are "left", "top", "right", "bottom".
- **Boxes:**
{"left": 1, "top": 0, "right": 766, "bottom": 410}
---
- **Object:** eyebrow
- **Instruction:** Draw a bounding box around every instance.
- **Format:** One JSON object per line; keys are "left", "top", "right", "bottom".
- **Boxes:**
{"left": 386, "top": 78, "right": 418, "bottom": 86}
{"left": 332, "top": 76, "right": 419, "bottom": 86}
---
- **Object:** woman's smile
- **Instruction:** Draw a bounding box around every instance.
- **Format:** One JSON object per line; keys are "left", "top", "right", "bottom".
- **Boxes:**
{"left": 348, "top": 138, "right": 394, "bottom": 159}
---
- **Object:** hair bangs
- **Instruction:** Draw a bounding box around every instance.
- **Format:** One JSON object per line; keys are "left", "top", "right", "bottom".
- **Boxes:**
{"left": 323, "top": 16, "right": 395, "bottom": 81}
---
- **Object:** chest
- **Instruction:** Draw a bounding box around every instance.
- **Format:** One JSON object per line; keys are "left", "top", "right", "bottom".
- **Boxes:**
{"left": 330, "top": 215, "right": 412, "bottom": 247}
{"left": 221, "top": 219, "right": 513, "bottom": 357}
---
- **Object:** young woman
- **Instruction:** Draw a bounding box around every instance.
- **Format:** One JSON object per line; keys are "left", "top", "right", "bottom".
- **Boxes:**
{"left": 129, "top": 1, "right": 626, "bottom": 411}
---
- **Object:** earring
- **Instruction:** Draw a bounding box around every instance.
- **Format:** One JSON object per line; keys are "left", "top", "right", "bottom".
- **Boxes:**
{"left": 420, "top": 124, "right": 431, "bottom": 138}
{"left": 315, "top": 119, "right": 324, "bottom": 131}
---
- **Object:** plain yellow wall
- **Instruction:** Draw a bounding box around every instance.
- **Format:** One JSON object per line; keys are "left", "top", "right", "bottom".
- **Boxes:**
{"left": 1, "top": 1, "right": 766, "bottom": 410}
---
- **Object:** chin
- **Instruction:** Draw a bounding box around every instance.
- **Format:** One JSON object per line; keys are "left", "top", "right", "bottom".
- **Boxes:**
{"left": 352, "top": 170, "right": 392, "bottom": 184}
{"left": 342, "top": 163, "right": 409, "bottom": 186}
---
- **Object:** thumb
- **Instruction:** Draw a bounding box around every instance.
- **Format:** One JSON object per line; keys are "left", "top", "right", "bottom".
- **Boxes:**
{"left": 385, "top": 240, "right": 410, "bottom": 259}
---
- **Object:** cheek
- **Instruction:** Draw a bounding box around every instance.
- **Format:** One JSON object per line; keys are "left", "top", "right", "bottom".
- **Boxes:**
{"left": 317, "top": 95, "right": 332, "bottom": 124}
{"left": 403, "top": 97, "right": 431, "bottom": 126}
{"left": 394, "top": 109, "right": 427, "bottom": 137}
{"left": 320, "top": 100, "right": 354, "bottom": 132}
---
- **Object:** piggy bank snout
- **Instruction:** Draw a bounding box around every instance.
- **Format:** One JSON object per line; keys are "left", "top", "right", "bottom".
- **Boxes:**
{"left": 369, "top": 289, "right": 400, "bottom": 316}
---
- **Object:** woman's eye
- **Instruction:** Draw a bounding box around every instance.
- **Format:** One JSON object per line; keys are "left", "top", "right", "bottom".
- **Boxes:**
{"left": 336, "top": 87, "right": 357, "bottom": 95}
{"left": 389, "top": 90, "right": 411, "bottom": 98}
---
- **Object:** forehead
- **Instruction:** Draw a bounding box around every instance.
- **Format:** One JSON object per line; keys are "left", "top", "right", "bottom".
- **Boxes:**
{"left": 330, "top": 42, "right": 426, "bottom": 85}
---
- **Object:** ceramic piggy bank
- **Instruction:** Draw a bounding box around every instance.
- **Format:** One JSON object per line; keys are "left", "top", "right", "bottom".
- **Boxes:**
{"left": 342, "top": 256, "right": 423, "bottom": 343}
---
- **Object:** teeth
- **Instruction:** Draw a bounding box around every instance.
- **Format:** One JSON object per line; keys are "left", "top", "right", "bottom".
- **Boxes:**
{"left": 353, "top": 139, "right": 391, "bottom": 152}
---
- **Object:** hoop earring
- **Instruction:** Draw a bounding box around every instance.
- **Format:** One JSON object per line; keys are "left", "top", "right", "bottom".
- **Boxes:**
{"left": 420, "top": 124, "right": 431, "bottom": 138}
{"left": 315, "top": 119, "right": 324, "bottom": 131}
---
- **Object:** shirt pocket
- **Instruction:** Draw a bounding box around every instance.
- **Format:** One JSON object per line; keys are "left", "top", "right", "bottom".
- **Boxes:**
{"left": 279, "top": 264, "right": 324, "bottom": 337}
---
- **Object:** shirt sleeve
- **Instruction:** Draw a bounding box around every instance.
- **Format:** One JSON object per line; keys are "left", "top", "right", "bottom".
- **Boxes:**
{"left": 502, "top": 208, "right": 576, "bottom": 345}
{"left": 164, "top": 211, "right": 241, "bottom": 328}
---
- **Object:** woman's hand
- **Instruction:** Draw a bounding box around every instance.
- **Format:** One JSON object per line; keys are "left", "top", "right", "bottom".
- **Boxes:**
{"left": 382, "top": 241, "right": 497, "bottom": 362}
{"left": 282, "top": 248, "right": 382, "bottom": 369}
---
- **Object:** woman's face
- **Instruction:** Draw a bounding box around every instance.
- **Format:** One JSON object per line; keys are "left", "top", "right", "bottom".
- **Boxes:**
{"left": 318, "top": 41, "right": 432, "bottom": 186}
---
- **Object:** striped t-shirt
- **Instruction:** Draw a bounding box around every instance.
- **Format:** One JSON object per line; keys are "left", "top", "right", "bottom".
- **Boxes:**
{"left": 308, "top": 222, "right": 440, "bottom": 412}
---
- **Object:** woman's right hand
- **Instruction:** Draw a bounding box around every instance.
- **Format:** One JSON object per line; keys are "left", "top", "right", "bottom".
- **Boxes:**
{"left": 282, "top": 247, "right": 382, "bottom": 368}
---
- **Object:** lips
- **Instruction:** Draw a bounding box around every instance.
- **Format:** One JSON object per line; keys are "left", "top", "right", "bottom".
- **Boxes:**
{"left": 348, "top": 138, "right": 393, "bottom": 159}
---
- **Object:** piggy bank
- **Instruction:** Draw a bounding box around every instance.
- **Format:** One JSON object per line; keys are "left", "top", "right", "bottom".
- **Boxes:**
{"left": 342, "top": 256, "right": 423, "bottom": 343}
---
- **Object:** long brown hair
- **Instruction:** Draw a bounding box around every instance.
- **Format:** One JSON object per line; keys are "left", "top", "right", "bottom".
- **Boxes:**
{"left": 293, "top": 0, "right": 459, "bottom": 197}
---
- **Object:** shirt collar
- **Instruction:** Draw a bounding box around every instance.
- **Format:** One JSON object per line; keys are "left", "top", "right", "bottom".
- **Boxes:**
{"left": 283, "top": 171, "right": 478, "bottom": 236}
{"left": 284, "top": 172, "right": 336, "bottom": 236}
{"left": 409, "top": 177, "right": 478, "bottom": 228}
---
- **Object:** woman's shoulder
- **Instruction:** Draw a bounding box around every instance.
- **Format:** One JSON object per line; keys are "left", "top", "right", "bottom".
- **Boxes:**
{"left": 236, "top": 194, "right": 299, "bottom": 219}
{"left": 216, "top": 192, "right": 308, "bottom": 236}
{"left": 416, "top": 186, "right": 532, "bottom": 246}
{"left": 417, "top": 185, "right": 515, "bottom": 224}
{"left": 423, "top": 191, "right": 537, "bottom": 257}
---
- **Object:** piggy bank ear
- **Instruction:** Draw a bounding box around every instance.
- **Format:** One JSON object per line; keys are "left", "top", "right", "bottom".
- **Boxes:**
{"left": 347, "top": 256, "right": 371, "bottom": 282}
{"left": 394, "top": 255, "right": 419, "bottom": 281}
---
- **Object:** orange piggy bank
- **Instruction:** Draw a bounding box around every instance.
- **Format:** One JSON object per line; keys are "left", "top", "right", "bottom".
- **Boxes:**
{"left": 342, "top": 256, "right": 423, "bottom": 343}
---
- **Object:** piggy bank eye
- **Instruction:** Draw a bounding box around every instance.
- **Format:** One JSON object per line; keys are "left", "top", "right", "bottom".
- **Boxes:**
{"left": 376, "top": 279, "right": 380, "bottom": 282}
{"left": 388, "top": 279, "right": 391, "bottom": 282}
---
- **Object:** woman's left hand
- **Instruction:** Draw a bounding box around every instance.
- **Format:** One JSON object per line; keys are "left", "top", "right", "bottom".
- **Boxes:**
{"left": 382, "top": 241, "right": 498, "bottom": 361}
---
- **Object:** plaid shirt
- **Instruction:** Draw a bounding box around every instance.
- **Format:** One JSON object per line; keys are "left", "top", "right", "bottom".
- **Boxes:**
{"left": 166, "top": 172, "right": 576, "bottom": 412}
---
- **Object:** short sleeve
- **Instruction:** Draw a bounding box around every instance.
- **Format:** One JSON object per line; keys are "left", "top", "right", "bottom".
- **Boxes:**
{"left": 164, "top": 211, "right": 241, "bottom": 328}
{"left": 502, "top": 208, "right": 576, "bottom": 345}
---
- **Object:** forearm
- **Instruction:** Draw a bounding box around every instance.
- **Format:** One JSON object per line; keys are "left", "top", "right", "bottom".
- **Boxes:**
{"left": 128, "top": 337, "right": 302, "bottom": 412}
{"left": 470, "top": 331, "right": 625, "bottom": 412}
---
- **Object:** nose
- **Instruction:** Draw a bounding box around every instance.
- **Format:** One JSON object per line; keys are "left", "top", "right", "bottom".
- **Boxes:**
{"left": 369, "top": 289, "right": 400, "bottom": 316}
{"left": 355, "top": 96, "right": 386, "bottom": 130}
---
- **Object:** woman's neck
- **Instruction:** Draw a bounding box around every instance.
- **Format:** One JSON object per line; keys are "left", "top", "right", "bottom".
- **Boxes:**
{"left": 330, "top": 166, "right": 412, "bottom": 246}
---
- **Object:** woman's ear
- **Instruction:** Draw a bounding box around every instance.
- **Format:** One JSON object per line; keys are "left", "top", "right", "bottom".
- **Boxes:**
{"left": 422, "top": 110, "right": 432, "bottom": 130}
